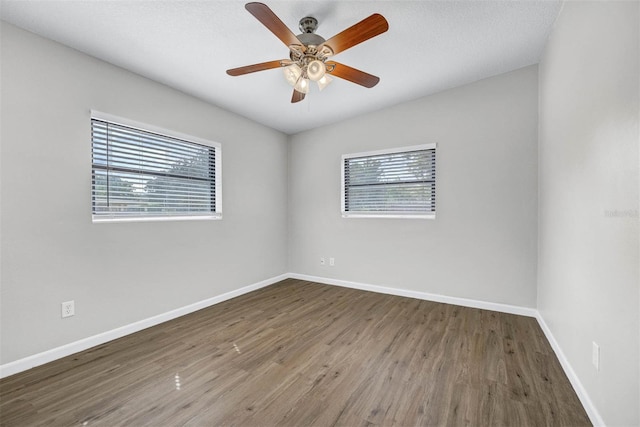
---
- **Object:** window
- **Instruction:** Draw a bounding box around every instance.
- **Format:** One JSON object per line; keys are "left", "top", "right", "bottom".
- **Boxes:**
{"left": 342, "top": 144, "right": 436, "bottom": 218}
{"left": 91, "top": 112, "right": 221, "bottom": 222}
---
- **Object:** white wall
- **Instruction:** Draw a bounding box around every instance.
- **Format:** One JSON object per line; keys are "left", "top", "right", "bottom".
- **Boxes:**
{"left": 0, "top": 23, "right": 289, "bottom": 365}
{"left": 289, "top": 65, "right": 539, "bottom": 308}
{"left": 538, "top": 1, "right": 639, "bottom": 426}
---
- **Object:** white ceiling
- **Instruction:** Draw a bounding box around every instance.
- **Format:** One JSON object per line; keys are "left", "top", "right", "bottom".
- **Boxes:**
{"left": 0, "top": 0, "right": 562, "bottom": 134}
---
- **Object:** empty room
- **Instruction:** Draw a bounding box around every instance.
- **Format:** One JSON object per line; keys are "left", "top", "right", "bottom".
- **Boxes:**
{"left": 0, "top": 0, "right": 638, "bottom": 426}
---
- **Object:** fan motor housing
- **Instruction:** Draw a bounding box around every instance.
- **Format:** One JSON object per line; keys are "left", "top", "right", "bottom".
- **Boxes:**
{"left": 297, "top": 15, "right": 325, "bottom": 47}
{"left": 296, "top": 32, "right": 325, "bottom": 46}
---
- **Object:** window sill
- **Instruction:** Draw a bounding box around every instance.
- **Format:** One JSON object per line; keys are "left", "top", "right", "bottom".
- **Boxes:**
{"left": 92, "top": 214, "right": 222, "bottom": 223}
{"left": 342, "top": 213, "right": 435, "bottom": 220}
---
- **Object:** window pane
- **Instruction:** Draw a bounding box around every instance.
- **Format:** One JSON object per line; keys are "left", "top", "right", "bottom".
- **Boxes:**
{"left": 91, "top": 118, "right": 218, "bottom": 219}
{"left": 346, "top": 182, "right": 435, "bottom": 212}
{"left": 343, "top": 146, "right": 436, "bottom": 216}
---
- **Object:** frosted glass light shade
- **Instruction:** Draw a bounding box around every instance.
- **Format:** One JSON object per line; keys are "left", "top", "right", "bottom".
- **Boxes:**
{"left": 316, "top": 74, "right": 333, "bottom": 91}
{"left": 283, "top": 64, "right": 302, "bottom": 86}
{"left": 294, "top": 77, "right": 310, "bottom": 94}
{"left": 306, "top": 60, "right": 326, "bottom": 82}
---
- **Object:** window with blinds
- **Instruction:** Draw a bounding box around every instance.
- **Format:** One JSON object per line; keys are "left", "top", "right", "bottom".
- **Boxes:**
{"left": 342, "top": 144, "right": 436, "bottom": 218}
{"left": 91, "top": 113, "right": 221, "bottom": 221}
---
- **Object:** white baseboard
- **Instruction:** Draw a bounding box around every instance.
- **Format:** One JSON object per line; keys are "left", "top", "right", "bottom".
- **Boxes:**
{"left": 535, "top": 313, "right": 605, "bottom": 427}
{"left": 0, "top": 272, "right": 603, "bottom": 427}
{"left": 0, "top": 273, "right": 288, "bottom": 379}
{"left": 288, "top": 273, "right": 538, "bottom": 317}
{"left": 288, "top": 273, "right": 605, "bottom": 426}
{"left": 288, "top": 273, "right": 603, "bottom": 426}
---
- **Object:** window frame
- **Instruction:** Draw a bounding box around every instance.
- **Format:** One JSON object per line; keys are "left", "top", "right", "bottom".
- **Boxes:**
{"left": 91, "top": 110, "right": 222, "bottom": 223}
{"left": 341, "top": 143, "right": 436, "bottom": 219}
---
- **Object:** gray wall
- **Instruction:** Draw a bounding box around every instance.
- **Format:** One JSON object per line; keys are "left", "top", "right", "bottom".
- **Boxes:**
{"left": 289, "top": 65, "right": 539, "bottom": 308}
{"left": 538, "top": 2, "right": 639, "bottom": 426}
{"left": 0, "top": 23, "right": 289, "bottom": 364}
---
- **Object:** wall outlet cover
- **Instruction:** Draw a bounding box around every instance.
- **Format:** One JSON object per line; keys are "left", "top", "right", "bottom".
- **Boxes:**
{"left": 62, "top": 301, "right": 75, "bottom": 318}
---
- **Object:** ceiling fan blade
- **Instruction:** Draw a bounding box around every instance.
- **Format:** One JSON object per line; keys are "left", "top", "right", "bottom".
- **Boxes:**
{"left": 320, "top": 14, "right": 388, "bottom": 56}
{"left": 291, "top": 89, "right": 306, "bottom": 103}
{"left": 245, "top": 2, "right": 303, "bottom": 50}
{"left": 226, "top": 60, "right": 287, "bottom": 76}
{"left": 326, "top": 61, "right": 380, "bottom": 88}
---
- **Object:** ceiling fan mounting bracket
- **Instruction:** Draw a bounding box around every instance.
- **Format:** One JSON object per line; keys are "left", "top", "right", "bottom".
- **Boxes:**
{"left": 299, "top": 16, "right": 318, "bottom": 34}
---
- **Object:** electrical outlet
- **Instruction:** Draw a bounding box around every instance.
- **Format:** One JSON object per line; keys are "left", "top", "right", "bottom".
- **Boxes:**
{"left": 592, "top": 341, "right": 600, "bottom": 371}
{"left": 61, "top": 300, "right": 75, "bottom": 318}
{"left": 329, "top": 257, "right": 335, "bottom": 266}
{"left": 320, "top": 257, "right": 326, "bottom": 265}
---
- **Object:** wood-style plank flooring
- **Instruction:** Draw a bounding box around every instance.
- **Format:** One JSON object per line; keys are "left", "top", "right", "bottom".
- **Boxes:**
{"left": 0, "top": 279, "right": 591, "bottom": 426}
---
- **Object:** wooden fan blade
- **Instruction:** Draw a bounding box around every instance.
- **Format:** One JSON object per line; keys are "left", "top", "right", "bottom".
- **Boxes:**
{"left": 326, "top": 61, "right": 380, "bottom": 88}
{"left": 226, "top": 60, "right": 286, "bottom": 76}
{"left": 320, "top": 13, "right": 388, "bottom": 56}
{"left": 245, "top": 2, "right": 303, "bottom": 49}
{"left": 291, "top": 89, "right": 306, "bottom": 103}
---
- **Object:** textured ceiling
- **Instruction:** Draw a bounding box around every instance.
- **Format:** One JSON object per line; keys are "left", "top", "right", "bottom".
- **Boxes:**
{"left": 0, "top": 0, "right": 562, "bottom": 134}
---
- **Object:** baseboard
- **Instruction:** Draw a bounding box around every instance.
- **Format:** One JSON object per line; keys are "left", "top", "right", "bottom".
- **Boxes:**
{"left": 288, "top": 272, "right": 538, "bottom": 317}
{"left": 0, "top": 273, "right": 288, "bottom": 379}
{"left": 289, "top": 273, "right": 603, "bottom": 425}
{"left": 0, "top": 272, "right": 603, "bottom": 427}
{"left": 535, "top": 313, "right": 605, "bottom": 427}
{"left": 0, "top": 272, "right": 536, "bottom": 378}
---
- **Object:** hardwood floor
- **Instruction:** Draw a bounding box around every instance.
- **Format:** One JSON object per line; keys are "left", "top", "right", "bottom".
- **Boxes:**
{"left": 0, "top": 279, "right": 590, "bottom": 426}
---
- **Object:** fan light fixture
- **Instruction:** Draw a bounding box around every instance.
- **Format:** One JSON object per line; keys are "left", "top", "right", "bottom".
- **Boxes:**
{"left": 294, "top": 76, "right": 310, "bottom": 94}
{"left": 307, "top": 60, "right": 326, "bottom": 81}
{"left": 282, "top": 33, "right": 332, "bottom": 93}
{"left": 317, "top": 74, "right": 333, "bottom": 91}
{"left": 284, "top": 59, "right": 330, "bottom": 93}
{"left": 283, "top": 64, "right": 302, "bottom": 86}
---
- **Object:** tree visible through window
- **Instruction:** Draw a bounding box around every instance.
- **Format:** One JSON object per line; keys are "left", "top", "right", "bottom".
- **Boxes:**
{"left": 342, "top": 144, "right": 436, "bottom": 218}
{"left": 91, "top": 115, "right": 221, "bottom": 221}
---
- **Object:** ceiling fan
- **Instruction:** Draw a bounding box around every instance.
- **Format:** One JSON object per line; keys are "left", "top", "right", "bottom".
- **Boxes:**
{"left": 226, "top": 2, "right": 389, "bottom": 103}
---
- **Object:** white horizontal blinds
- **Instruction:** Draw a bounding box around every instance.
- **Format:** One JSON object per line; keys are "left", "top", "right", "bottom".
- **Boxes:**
{"left": 91, "top": 119, "right": 216, "bottom": 218}
{"left": 344, "top": 148, "right": 436, "bottom": 214}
